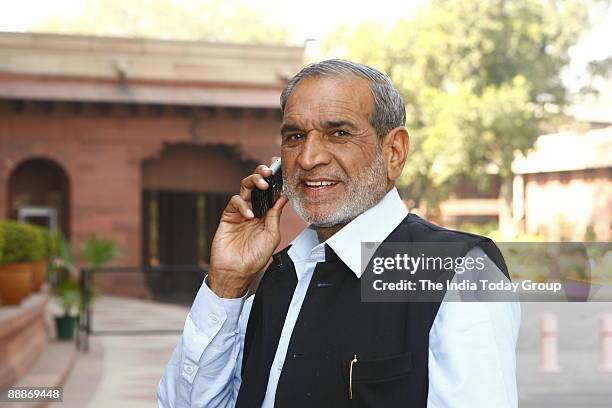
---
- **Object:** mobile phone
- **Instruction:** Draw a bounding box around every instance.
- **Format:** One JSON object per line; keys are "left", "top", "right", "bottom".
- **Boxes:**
{"left": 251, "top": 158, "right": 283, "bottom": 218}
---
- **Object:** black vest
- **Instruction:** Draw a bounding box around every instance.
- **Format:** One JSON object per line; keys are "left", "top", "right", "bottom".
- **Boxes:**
{"left": 235, "top": 214, "right": 508, "bottom": 408}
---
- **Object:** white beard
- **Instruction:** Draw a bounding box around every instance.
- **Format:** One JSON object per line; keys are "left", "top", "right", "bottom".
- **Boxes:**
{"left": 283, "top": 148, "right": 388, "bottom": 227}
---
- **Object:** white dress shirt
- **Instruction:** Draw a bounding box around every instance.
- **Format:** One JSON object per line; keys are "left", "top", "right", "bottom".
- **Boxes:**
{"left": 157, "top": 187, "right": 520, "bottom": 407}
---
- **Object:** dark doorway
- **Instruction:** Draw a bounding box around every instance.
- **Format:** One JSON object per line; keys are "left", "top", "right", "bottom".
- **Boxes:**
{"left": 142, "top": 190, "right": 231, "bottom": 303}
{"left": 140, "top": 143, "right": 254, "bottom": 304}
{"left": 7, "top": 158, "right": 70, "bottom": 237}
{"left": 158, "top": 191, "right": 199, "bottom": 266}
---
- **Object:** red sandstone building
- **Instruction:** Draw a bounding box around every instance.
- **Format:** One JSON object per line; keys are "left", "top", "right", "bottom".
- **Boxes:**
{"left": 2, "top": 31, "right": 610, "bottom": 285}
{"left": 0, "top": 32, "right": 308, "bottom": 388}
{"left": 0, "top": 32, "right": 306, "bottom": 284}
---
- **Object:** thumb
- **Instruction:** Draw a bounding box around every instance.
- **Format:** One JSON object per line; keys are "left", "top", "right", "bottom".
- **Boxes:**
{"left": 264, "top": 195, "right": 288, "bottom": 232}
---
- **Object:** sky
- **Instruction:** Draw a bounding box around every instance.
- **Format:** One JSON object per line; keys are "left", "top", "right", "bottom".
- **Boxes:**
{"left": 0, "top": 0, "right": 425, "bottom": 41}
{"left": 0, "top": 0, "right": 610, "bottom": 92}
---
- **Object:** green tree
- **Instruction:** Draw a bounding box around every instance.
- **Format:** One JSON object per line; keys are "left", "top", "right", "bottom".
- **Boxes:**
{"left": 322, "top": 0, "right": 600, "bottom": 236}
{"left": 581, "top": 56, "right": 612, "bottom": 94}
{"left": 36, "top": 0, "right": 290, "bottom": 44}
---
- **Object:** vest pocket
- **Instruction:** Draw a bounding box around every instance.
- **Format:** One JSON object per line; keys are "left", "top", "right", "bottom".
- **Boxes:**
{"left": 347, "top": 351, "right": 412, "bottom": 383}
{"left": 341, "top": 352, "right": 414, "bottom": 407}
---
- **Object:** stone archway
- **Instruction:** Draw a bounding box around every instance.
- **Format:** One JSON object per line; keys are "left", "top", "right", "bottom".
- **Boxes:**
{"left": 141, "top": 143, "right": 256, "bottom": 302}
{"left": 7, "top": 158, "right": 71, "bottom": 237}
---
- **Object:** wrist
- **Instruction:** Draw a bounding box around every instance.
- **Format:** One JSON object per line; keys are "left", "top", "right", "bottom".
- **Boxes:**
{"left": 207, "top": 270, "right": 250, "bottom": 299}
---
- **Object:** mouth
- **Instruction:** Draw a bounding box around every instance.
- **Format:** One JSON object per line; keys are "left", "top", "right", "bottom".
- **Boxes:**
{"left": 301, "top": 179, "right": 341, "bottom": 197}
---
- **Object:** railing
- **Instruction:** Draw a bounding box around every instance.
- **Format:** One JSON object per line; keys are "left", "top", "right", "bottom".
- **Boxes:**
{"left": 77, "top": 264, "right": 207, "bottom": 352}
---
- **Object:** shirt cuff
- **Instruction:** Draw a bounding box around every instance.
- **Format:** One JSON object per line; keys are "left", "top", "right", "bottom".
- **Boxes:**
{"left": 182, "top": 275, "right": 248, "bottom": 367}
{"left": 190, "top": 275, "right": 248, "bottom": 332}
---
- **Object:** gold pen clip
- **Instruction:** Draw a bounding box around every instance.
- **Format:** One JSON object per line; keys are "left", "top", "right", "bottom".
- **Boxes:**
{"left": 349, "top": 354, "right": 358, "bottom": 400}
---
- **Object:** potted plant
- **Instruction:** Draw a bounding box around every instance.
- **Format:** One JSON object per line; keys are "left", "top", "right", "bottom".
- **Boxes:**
{"left": 51, "top": 234, "right": 117, "bottom": 339}
{"left": 83, "top": 234, "right": 119, "bottom": 270}
{"left": 78, "top": 234, "right": 118, "bottom": 315}
{"left": 48, "top": 232, "right": 75, "bottom": 286}
{"left": 54, "top": 279, "right": 80, "bottom": 340}
{"left": 0, "top": 221, "right": 33, "bottom": 305}
{"left": 49, "top": 235, "right": 80, "bottom": 340}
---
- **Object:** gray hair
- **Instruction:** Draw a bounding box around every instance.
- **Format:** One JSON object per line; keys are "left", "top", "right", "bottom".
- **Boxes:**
{"left": 280, "top": 59, "right": 406, "bottom": 139}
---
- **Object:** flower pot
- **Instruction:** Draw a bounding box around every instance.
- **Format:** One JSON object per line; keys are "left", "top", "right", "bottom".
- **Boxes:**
{"left": 55, "top": 315, "right": 78, "bottom": 340}
{"left": 31, "top": 259, "right": 49, "bottom": 291}
{"left": 0, "top": 262, "right": 33, "bottom": 305}
{"left": 563, "top": 278, "right": 591, "bottom": 302}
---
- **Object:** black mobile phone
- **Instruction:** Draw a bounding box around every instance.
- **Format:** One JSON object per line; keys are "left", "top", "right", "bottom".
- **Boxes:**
{"left": 251, "top": 158, "right": 283, "bottom": 218}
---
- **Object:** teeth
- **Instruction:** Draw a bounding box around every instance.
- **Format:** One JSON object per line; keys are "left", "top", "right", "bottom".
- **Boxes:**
{"left": 305, "top": 180, "right": 337, "bottom": 187}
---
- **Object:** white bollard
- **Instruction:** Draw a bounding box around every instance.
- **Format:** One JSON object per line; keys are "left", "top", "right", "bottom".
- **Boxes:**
{"left": 600, "top": 313, "right": 612, "bottom": 372}
{"left": 540, "top": 313, "right": 560, "bottom": 372}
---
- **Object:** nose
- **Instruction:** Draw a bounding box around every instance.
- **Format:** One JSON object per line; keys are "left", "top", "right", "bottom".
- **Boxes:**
{"left": 296, "top": 133, "right": 332, "bottom": 171}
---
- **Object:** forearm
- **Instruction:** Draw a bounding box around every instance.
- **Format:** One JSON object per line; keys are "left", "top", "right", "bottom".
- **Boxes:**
{"left": 157, "top": 277, "right": 252, "bottom": 407}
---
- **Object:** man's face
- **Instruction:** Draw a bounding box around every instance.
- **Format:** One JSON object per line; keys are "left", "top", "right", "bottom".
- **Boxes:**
{"left": 281, "top": 75, "right": 389, "bottom": 227}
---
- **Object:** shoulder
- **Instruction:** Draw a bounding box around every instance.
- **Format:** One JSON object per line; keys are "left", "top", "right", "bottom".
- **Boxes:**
{"left": 387, "top": 214, "right": 510, "bottom": 279}
{"left": 390, "top": 213, "right": 493, "bottom": 244}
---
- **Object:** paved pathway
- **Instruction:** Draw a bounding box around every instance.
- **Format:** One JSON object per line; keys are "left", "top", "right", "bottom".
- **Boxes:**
{"left": 58, "top": 295, "right": 612, "bottom": 407}
{"left": 60, "top": 296, "right": 187, "bottom": 407}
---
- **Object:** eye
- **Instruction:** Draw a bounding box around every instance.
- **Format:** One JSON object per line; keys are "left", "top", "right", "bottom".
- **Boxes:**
{"left": 332, "top": 130, "right": 349, "bottom": 137}
{"left": 284, "top": 133, "right": 304, "bottom": 142}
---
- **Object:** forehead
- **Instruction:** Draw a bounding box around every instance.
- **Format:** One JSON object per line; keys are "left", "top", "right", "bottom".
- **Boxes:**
{"left": 282, "top": 74, "right": 374, "bottom": 124}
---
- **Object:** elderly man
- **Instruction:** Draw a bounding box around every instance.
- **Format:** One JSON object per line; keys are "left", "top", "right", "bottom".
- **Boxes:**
{"left": 157, "top": 59, "right": 520, "bottom": 407}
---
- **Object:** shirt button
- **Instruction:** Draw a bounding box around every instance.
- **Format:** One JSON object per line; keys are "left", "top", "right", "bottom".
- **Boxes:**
{"left": 208, "top": 312, "right": 220, "bottom": 324}
{"left": 184, "top": 364, "right": 194, "bottom": 375}
{"left": 276, "top": 362, "right": 283, "bottom": 371}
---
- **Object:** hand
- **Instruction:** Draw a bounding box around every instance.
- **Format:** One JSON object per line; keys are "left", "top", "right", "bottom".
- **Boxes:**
{"left": 208, "top": 158, "right": 288, "bottom": 298}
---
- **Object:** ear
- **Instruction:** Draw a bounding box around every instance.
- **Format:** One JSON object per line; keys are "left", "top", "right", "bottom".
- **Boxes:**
{"left": 382, "top": 126, "right": 409, "bottom": 181}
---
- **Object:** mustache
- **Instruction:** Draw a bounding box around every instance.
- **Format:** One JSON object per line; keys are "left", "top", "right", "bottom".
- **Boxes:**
{"left": 288, "top": 169, "right": 348, "bottom": 183}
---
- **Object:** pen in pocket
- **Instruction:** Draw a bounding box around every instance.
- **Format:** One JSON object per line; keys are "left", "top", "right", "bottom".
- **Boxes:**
{"left": 349, "top": 354, "right": 358, "bottom": 400}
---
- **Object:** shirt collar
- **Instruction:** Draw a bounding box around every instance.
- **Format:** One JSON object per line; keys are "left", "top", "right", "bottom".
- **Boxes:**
{"left": 287, "top": 187, "right": 408, "bottom": 279}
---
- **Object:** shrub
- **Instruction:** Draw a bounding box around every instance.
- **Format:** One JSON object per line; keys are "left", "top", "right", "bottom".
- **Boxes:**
{"left": 36, "top": 227, "right": 67, "bottom": 260}
{"left": 37, "top": 227, "right": 52, "bottom": 259}
{"left": 22, "top": 223, "right": 45, "bottom": 262}
{"left": 49, "top": 231, "right": 64, "bottom": 258}
{"left": 0, "top": 221, "right": 31, "bottom": 265}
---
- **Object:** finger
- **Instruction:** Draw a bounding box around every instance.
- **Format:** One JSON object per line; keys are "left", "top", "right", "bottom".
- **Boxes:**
{"left": 272, "top": 194, "right": 288, "bottom": 211}
{"left": 239, "top": 173, "right": 270, "bottom": 201}
{"left": 253, "top": 164, "right": 272, "bottom": 177}
{"left": 227, "top": 194, "right": 255, "bottom": 219}
{"left": 264, "top": 195, "right": 288, "bottom": 231}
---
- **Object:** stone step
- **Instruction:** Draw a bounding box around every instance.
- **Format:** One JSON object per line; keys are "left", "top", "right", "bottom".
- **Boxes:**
{"left": 6, "top": 341, "right": 78, "bottom": 408}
